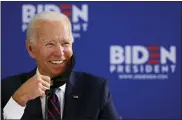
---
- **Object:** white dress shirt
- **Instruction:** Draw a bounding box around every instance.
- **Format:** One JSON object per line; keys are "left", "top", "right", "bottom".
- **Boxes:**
{"left": 3, "top": 69, "right": 66, "bottom": 119}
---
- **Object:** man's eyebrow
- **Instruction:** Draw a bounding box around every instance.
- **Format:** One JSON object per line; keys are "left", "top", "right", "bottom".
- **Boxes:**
{"left": 60, "top": 38, "right": 72, "bottom": 42}
{"left": 43, "top": 39, "right": 56, "bottom": 42}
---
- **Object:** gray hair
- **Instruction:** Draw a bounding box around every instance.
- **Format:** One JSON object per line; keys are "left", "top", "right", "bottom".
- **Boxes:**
{"left": 26, "top": 11, "right": 73, "bottom": 46}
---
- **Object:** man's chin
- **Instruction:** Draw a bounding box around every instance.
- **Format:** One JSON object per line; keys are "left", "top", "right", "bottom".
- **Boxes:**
{"left": 50, "top": 70, "right": 65, "bottom": 78}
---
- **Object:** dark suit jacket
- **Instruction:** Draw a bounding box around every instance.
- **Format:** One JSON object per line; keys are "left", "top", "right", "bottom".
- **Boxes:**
{"left": 2, "top": 69, "right": 121, "bottom": 120}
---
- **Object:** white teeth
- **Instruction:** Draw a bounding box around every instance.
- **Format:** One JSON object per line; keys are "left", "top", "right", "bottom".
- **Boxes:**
{"left": 51, "top": 61, "right": 64, "bottom": 64}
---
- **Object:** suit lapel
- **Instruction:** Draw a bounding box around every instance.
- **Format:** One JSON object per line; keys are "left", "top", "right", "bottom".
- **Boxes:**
{"left": 62, "top": 72, "right": 83, "bottom": 119}
{"left": 22, "top": 97, "right": 43, "bottom": 119}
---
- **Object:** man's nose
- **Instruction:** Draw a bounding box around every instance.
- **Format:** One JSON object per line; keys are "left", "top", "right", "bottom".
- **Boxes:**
{"left": 54, "top": 45, "right": 64, "bottom": 56}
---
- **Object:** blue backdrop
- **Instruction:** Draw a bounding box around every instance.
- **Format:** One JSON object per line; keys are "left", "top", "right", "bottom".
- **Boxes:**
{"left": 1, "top": 1, "right": 181, "bottom": 119}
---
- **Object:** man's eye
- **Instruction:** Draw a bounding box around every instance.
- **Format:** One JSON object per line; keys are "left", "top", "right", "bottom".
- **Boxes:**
{"left": 46, "top": 43, "right": 54, "bottom": 46}
{"left": 62, "top": 43, "right": 70, "bottom": 46}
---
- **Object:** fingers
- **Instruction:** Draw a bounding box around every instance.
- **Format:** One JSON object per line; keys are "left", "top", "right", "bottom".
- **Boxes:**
{"left": 40, "top": 83, "right": 49, "bottom": 91}
{"left": 36, "top": 73, "right": 51, "bottom": 88}
{"left": 38, "top": 88, "right": 45, "bottom": 97}
{"left": 37, "top": 83, "right": 48, "bottom": 97}
{"left": 36, "top": 71, "right": 50, "bottom": 83}
{"left": 41, "top": 75, "right": 51, "bottom": 84}
{"left": 40, "top": 79, "right": 50, "bottom": 89}
{"left": 35, "top": 73, "right": 51, "bottom": 97}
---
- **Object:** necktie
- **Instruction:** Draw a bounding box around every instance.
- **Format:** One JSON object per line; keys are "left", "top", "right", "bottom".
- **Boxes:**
{"left": 47, "top": 88, "right": 61, "bottom": 120}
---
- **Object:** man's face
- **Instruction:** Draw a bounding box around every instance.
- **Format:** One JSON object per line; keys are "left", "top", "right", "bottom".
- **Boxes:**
{"left": 29, "top": 20, "right": 73, "bottom": 78}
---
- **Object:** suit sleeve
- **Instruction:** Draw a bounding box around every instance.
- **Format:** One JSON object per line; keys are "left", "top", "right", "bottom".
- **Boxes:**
{"left": 98, "top": 80, "right": 122, "bottom": 120}
{"left": 1, "top": 77, "right": 26, "bottom": 120}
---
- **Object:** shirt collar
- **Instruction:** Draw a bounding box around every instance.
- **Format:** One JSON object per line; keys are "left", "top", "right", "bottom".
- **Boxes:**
{"left": 36, "top": 68, "right": 66, "bottom": 93}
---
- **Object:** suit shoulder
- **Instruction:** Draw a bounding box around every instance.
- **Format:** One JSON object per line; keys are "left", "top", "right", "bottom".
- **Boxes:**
{"left": 74, "top": 71, "right": 107, "bottom": 84}
{"left": 2, "top": 72, "right": 27, "bottom": 80}
{"left": 1, "top": 72, "right": 28, "bottom": 85}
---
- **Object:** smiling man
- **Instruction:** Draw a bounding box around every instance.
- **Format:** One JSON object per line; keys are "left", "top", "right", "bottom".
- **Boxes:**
{"left": 26, "top": 15, "right": 73, "bottom": 78}
{"left": 1, "top": 11, "right": 121, "bottom": 120}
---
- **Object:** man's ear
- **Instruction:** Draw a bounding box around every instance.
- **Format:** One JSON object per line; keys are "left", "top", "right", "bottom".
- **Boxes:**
{"left": 26, "top": 40, "right": 36, "bottom": 58}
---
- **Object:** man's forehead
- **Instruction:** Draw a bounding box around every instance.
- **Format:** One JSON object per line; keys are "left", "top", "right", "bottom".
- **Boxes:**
{"left": 35, "top": 20, "right": 72, "bottom": 42}
{"left": 35, "top": 20, "right": 68, "bottom": 30}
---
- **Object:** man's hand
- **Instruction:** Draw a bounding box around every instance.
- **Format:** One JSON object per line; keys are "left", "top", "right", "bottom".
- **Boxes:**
{"left": 12, "top": 73, "right": 51, "bottom": 106}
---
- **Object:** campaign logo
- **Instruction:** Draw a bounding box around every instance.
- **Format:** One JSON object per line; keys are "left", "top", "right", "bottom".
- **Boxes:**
{"left": 22, "top": 4, "right": 89, "bottom": 41}
{"left": 110, "top": 45, "right": 176, "bottom": 80}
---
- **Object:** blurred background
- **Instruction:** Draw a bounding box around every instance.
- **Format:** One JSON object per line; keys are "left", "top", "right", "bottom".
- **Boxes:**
{"left": 1, "top": 1, "right": 181, "bottom": 119}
